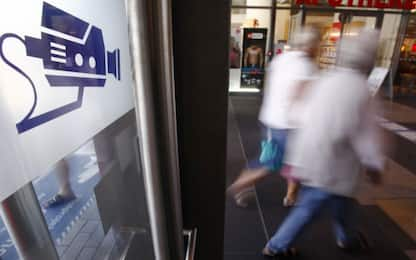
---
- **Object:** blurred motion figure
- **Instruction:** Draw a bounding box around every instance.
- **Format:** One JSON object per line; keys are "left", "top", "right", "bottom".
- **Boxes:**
{"left": 227, "top": 27, "right": 320, "bottom": 207}
{"left": 263, "top": 30, "right": 385, "bottom": 257}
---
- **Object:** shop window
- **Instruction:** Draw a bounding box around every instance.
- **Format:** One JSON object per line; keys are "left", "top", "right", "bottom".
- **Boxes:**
{"left": 232, "top": 0, "right": 273, "bottom": 7}
{"left": 394, "top": 15, "right": 416, "bottom": 98}
{"left": 376, "top": 14, "right": 401, "bottom": 68}
{"left": 305, "top": 12, "right": 338, "bottom": 69}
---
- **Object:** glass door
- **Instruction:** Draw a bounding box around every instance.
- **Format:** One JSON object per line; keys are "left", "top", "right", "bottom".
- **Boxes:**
{"left": 304, "top": 11, "right": 382, "bottom": 70}
{"left": 0, "top": 0, "right": 183, "bottom": 259}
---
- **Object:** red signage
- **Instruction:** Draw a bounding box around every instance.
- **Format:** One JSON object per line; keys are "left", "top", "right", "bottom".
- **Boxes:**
{"left": 295, "top": 0, "right": 414, "bottom": 9}
{"left": 329, "top": 22, "right": 341, "bottom": 42}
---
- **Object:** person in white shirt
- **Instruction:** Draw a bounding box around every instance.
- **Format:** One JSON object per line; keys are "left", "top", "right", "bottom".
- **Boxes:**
{"left": 262, "top": 29, "right": 384, "bottom": 258}
{"left": 227, "top": 27, "right": 320, "bottom": 207}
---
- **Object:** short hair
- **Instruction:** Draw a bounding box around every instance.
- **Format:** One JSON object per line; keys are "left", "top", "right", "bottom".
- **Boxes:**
{"left": 290, "top": 26, "right": 321, "bottom": 51}
{"left": 336, "top": 29, "right": 380, "bottom": 73}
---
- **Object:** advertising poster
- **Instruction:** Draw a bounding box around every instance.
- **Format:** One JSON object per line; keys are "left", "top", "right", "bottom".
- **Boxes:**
{"left": 241, "top": 28, "right": 267, "bottom": 89}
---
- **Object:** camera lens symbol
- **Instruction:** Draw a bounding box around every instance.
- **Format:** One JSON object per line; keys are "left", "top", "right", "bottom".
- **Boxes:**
{"left": 89, "top": 56, "right": 96, "bottom": 69}
{"left": 75, "top": 53, "right": 83, "bottom": 66}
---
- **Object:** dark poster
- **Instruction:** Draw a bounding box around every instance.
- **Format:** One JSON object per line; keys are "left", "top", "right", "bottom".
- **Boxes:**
{"left": 240, "top": 28, "right": 267, "bottom": 89}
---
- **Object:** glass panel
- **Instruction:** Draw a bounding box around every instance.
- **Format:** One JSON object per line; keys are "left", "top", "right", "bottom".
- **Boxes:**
{"left": 304, "top": 12, "right": 382, "bottom": 70}
{"left": 35, "top": 111, "right": 152, "bottom": 259}
{"left": 0, "top": 110, "right": 154, "bottom": 260}
{"left": 0, "top": 221, "right": 17, "bottom": 260}
{"left": 0, "top": 1, "right": 155, "bottom": 259}
{"left": 394, "top": 15, "right": 416, "bottom": 98}
{"left": 276, "top": 0, "right": 293, "bottom": 7}
{"left": 232, "top": 0, "right": 273, "bottom": 7}
{"left": 273, "top": 9, "right": 292, "bottom": 54}
{"left": 305, "top": 12, "right": 338, "bottom": 69}
{"left": 295, "top": 0, "right": 408, "bottom": 11}
{"left": 229, "top": 8, "right": 272, "bottom": 92}
{"left": 343, "top": 15, "right": 377, "bottom": 35}
{"left": 376, "top": 14, "right": 401, "bottom": 68}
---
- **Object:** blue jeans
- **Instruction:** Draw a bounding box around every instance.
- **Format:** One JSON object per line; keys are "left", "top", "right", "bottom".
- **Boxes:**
{"left": 267, "top": 186, "right": 357, "bottom": 253}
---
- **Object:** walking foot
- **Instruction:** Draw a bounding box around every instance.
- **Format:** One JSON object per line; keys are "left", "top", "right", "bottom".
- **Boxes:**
{"left": 337, "top": 231, "right": 370, "bottom": 252}
{"left": 262, "top": 246, "right": 297, "bottom": 258}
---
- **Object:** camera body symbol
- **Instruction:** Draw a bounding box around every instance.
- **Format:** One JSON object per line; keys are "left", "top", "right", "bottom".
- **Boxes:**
{"left": 0, "top": 2, "right": 121, "bottom": 133}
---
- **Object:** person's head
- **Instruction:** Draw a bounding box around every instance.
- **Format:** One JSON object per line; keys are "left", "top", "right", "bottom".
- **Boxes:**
{"left": 336, "top": 29, "right": 379, "bottom": 75}
{"left": 290, "top": 26, "right": 320, "bottom": 58}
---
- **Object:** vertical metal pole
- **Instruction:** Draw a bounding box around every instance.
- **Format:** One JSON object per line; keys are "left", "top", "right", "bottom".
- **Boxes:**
{"left": 147, "top": 0, "right": 185, "bottom": 258}
{"left": 375, "top": 13, "right": 384, "bottom": 29}
{"left": 127, "top": 1, "right": 169, "bottom": 259}
{"left": 0, "top": 183, "right": 58, "bottom": 260}
{"left": 127, "top": 0, "right": 184, "bottom": 260}
{"left": 301, "top": 6, "right": 306, "bottom": 25}
{"left": 269, "top": 0, "right": 277, "bottom": 59}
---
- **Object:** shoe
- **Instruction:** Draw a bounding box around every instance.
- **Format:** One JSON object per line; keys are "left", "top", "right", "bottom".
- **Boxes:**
{"left": 262, "top": 246, "right": 275, "bottom": 257}
{"left": 262, "top": 246, "right": 297, "bottom": 258}
{"left": 234, "top": 189, "right": 255, "bottom": 208}
{"left": 336, "top": 231, "right": 370, "bottom": 252}
{"left": 43, "top": 194, "right": 76, "bottom": 208}
{"left": 283, "top": 196, "right": 296, "bottom": 207}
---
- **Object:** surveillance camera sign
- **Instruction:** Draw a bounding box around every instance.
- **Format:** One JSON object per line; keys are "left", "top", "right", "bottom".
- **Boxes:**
{"left": 0, "top": 0, "right": 134, "bottom": 201}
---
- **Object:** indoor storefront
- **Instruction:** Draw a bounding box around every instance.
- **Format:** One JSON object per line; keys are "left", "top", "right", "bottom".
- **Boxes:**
{"left": 229, "top": 0, "right": 414, "bottom": 101}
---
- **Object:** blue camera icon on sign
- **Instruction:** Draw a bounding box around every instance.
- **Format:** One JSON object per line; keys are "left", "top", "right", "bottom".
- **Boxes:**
{"left": 0, "top": 2, "right": 121, "bottom": 133}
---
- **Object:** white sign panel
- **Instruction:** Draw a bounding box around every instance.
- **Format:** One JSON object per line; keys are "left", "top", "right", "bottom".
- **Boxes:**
{"left": 368, "top": 67, "right": 389, "bottom": 97}
{"left": 0, "top": 0, "right": 134, "bottom": 201}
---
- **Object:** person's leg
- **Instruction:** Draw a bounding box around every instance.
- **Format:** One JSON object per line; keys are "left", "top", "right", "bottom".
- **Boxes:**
{"left": 56, "top": 159, "right": 75, "bottom": 198}
{"left": 330, "top": 195, "right": 369, "bottom": 250}
{"left": 265, "top": 186, "right": 330, "bottom": 254}
{"left": 227, "top": 167, "right": 269, "bottom": 197}
{"left": 43, "top": 159, "right": 75, "bottom": 208}
{"left": 228, "top": 125, "right": 271, "bottom": 197}
{"left": 270, "top": 129, "right": 299, "bottom": 207}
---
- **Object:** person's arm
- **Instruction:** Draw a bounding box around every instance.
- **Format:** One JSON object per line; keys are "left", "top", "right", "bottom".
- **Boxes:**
{"left": 351, "top": 98, "right": 385, "bottom": 185}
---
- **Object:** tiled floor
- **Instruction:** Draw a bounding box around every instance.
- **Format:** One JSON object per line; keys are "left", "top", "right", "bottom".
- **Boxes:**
{"left": 57, "top": 200, "right": 105, "bottom": 260}
{"left": 355, "top": 159, "right": 416, "bottom": 205}
{"left": 377, "top": 199, "right": 416, "bottom": 241}
{"left": 380, "top": 99, "right": 416, "bottom": 123}
{"left": 225, "top": 95, "right": 416, "bottom": 259}
{"left": 372, "top": 99, "right": 416, "bottom": 250}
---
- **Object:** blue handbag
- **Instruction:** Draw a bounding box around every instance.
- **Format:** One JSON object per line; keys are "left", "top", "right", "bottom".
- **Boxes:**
{"left": 259, "top": 128, "right": 283, "bottom": 172}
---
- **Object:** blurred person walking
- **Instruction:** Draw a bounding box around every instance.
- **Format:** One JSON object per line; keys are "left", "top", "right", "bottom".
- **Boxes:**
{"left": 227, "top": 27, "right": 320, "bottom": 207}
{"left": 262, "top": 30, "right": 385, "bottom": 258}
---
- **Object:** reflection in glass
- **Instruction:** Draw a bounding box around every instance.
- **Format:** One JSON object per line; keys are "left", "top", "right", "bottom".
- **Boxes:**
{"left": 0, "top": 110, "right": 154, "bottom": 260}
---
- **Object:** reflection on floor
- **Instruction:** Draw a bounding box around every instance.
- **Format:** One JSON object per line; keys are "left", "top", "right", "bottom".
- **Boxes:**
{"left": 224, "top": 95, "right": 416, "bottom": 260}
{"left": 0, "top": 141, "right": 103, "bottom": 260}
{"left": 377, "top": 199, "right": 416, "bottom": 241}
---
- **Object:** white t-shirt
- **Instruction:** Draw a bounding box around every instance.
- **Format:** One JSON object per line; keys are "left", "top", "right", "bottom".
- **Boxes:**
{"left": 285, "top": 68, "right": 384, "bottom": 197}
{"left": 259, "top": 51, "right": 317, "bottom": 129}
